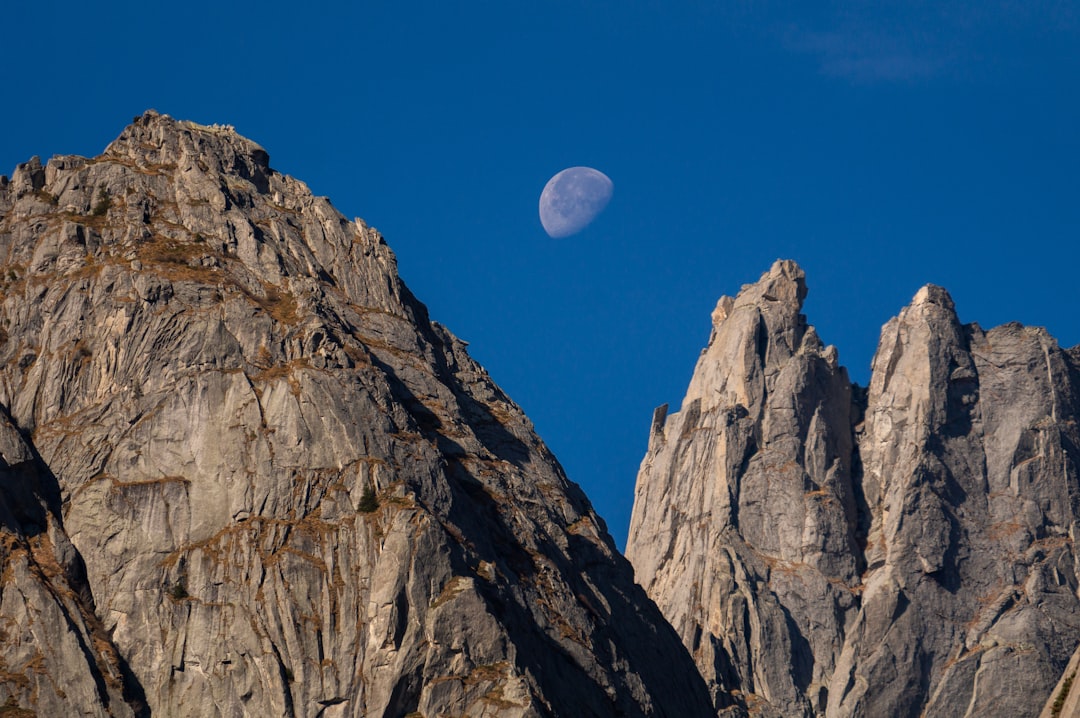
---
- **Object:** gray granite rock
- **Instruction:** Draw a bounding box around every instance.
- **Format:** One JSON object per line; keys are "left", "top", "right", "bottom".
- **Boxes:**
{"left": 833, "top": 288, "right": 1080, "bottom": 718}
{"left": 628, "top": 261, "right": 860, "bottom": 716}
{"left": 0, "top": 111, "right": 714, "bottom": 717}
{"left": 0, "top": 407, "right": 143, "bottom": 716}
{"left": 1042, "top": 643, "right": 1080, "bottom": 718}
{"left": 628, "top": 261, "right": 1080, "bottom": 717}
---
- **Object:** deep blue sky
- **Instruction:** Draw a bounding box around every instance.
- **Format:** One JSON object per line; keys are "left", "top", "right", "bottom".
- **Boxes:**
{"left": 4, "top": 2, "right": 1079, "bottom": 547}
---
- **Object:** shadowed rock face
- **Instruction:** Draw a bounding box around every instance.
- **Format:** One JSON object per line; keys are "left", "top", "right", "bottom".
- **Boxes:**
{"left": 628, "top": 260, "right": 1080, "bottom": 717}
{"left": 0, "top": 111, "right": 715, "bottom": 717}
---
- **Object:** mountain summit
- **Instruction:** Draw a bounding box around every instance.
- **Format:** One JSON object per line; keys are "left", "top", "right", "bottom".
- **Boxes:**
{"left": 0, "top": 111, "right": 713, "bottom": 717}
{"left": 627, "top": 260, "right": 1080, "bottom": 717}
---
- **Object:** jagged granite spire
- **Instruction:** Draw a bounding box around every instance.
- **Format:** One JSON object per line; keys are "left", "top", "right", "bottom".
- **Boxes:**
{"left": 627, "top": 260, "right": 1080, "bottom": 717}
{"left": 834, "top": 284, "right": 1080, "bottom": 717}
{"left": 628, "top": 260, "right": 860, "bottom": 716}
{"left": 0, "top": 111, "right": 715, "bottom": 717}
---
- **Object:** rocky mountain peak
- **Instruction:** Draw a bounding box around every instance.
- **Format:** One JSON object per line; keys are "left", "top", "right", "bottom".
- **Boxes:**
{"left": 629, "top": 261, "right": 1080, "bottom": 717}
{"left": 910, "top": 282, "right": 955, "bottom": 310}
{"left": 0, "top": 113, "right": 715, "bottom": 717}
{"left": 630, "top": 259, "right": 857, "bottom": 715}
{"left": 735, "top": 258, "right": 806, "bottom": 307}
{"left": 683, "top": 259, "right": 834, "bottom": 421}
{"left": 708, "top": 259, "right": 807, "bottom": 344}
{"left": 105, "top": 110, "right": 271, "bottom": 183}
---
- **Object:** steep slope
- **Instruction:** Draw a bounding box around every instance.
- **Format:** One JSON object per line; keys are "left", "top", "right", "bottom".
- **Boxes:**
{"left": 627, "top": 260, "right": 1080, "bottom": 717}
{"left": 0, "top": 111, "right": 715, "bottom": 717}
{"left": 0, "top": 407, "right": 145, "bottom": 716}
{"left": 1041, "top": 643, "right": 1080, "bottom": 718}
{"left": 627, "top": 261, "right": 860, "bottom": 716}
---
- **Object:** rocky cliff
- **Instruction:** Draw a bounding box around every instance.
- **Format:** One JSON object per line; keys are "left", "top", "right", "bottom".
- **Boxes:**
{"left": 0, "top": 111, "right": 715, "bottom": 717}
{"left": 627, "top": 260, "right": 1080, "bottom": 717}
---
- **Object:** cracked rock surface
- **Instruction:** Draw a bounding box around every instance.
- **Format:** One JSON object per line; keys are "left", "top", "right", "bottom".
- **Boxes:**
{"left": 628, "top": 260, "right": 1080, "bottom": 717}
{"left": 0, "top": 111, "right": 714, "bottom": 717}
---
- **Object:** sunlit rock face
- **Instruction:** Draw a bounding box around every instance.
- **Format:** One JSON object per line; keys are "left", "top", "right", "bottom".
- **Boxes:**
{"left": 628, "top": 260, "right": 1080, "bottom": 717}
{"left": 0, "top": 111, "right": 715, "bottom": 717}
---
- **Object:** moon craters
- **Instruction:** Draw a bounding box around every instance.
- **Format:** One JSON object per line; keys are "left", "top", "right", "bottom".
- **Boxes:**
{"left": 539, "top": 167, "right": 613, "bottom": 238}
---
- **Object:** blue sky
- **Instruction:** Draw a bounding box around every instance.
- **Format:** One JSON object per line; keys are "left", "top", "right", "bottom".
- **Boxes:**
{"left": 4, "top": 1, "right": 1079, "bottom": 547}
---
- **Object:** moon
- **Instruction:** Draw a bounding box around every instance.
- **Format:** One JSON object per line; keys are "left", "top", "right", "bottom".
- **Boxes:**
{"left": 539, "top": 167, "right": 613, "bottom": 238}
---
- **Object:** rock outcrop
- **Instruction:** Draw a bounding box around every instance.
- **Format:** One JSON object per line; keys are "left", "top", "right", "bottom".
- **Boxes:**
{"left": 627, "top": 260, "right": 1080, "bottom": 717}
{"left": 0, "top": 111, "right": 715, "bottom": 717}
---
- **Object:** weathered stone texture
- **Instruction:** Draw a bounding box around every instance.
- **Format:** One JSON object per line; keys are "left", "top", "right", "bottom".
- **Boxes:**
{"left": 628, "top": 260, "right": 1080, "bottom": 717}
{"left": 1042, "top": 643, "right": 1080, "bottom": 718}
{"left": 0, "top": 111, "right": 714, "bottom": 717}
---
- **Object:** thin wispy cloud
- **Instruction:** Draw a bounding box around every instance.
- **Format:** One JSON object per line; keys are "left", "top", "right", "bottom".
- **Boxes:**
{"left": 786, "top": 25, "right": 948, "bottom": 83}
{"left": 774, "top": 1, "right": 1078, "bottom": 84}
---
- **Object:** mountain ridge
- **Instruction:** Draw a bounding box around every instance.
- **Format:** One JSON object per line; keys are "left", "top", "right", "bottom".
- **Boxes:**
{"left": 628, "top": 259, "right": 1080, "bottom": 717}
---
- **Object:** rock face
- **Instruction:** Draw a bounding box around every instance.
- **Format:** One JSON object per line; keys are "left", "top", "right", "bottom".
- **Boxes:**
{"left": 0, "top": 111, "right": 715, "bottom": 717}
{"left": 1041, "top": 643, "right": 1080, "bottom": 718}
{"left": 627, "top": 260, "right": 1080, "bottom": 717}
